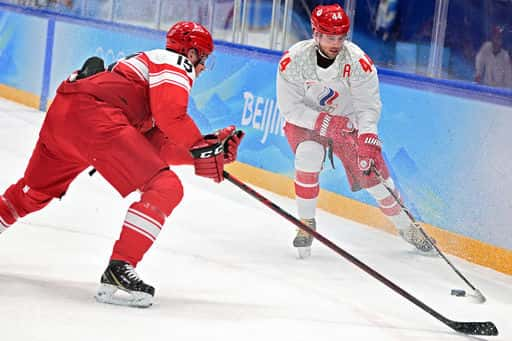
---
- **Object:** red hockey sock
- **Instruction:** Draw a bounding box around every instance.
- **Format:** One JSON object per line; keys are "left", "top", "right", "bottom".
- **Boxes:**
{"left": 111, "top": 201, "right": 166, "bottom": 266}
{"left": 110, "top": 170, "right": 184, "bottom": 266}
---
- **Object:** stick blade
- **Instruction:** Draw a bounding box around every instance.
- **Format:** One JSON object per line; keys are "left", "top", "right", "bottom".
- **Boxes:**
{"left": 447, "top": 321, "right": 498, "bottom": 336}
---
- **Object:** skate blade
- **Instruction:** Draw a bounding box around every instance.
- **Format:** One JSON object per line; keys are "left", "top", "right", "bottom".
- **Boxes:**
{"left": 296, "top": 246, "right": 311, "bottom": 259}
{"left": 95, "top": 284, "right": 153, "bottom": 308}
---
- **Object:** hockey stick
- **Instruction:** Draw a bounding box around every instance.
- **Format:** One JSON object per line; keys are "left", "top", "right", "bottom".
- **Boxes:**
{"left": 223, "top": 170, "right": 498, "bottom": 336}
{"left": 371, "top": 166, "right": 487, "bottom": 304}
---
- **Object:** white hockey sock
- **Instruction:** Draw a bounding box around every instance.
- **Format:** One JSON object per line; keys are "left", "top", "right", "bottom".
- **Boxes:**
{"left": 295, "top": 170, "right": 320, "bottom": 219}
{"left": 366, "top": 179, "right": 411, "bottom": 231}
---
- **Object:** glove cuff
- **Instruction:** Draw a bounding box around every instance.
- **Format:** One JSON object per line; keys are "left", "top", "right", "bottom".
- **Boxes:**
{"left": 314, "top": 112, "right": 332, "bottom": 137}
{"left": 358, "top": 133, "right": 381, "bottom": 149}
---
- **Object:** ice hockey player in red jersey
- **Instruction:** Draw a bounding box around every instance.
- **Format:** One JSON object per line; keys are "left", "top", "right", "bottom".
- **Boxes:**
{"left": 276, "top": 4, "right": 434, "bottom": 258}
{"left": 0, "top": 21, "right": 243, "bottom": 307}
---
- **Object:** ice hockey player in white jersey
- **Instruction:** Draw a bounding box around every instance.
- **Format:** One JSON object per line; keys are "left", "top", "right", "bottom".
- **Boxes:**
{"left": 276, "top": 4, "right": 434, "bottom": 258}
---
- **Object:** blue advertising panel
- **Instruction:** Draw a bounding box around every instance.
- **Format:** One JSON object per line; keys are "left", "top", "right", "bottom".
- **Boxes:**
{"left": 378, "top": 84, "right": 512, "bottom": 249}
{"left": 0, "top": 10, "right": 47, "bottom": 95}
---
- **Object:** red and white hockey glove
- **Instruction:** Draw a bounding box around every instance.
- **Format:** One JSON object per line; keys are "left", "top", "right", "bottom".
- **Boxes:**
{"left": 314, "top": 112, "right": 354, "bottom": 144}
{"left": 215, "top": 125, "right": 245, "bottom": 163}
{"left": 357, "top": 133, "right": 381, "bottom": 173}
{"left": 190, "top": 135, "right": 225, "bottom": 183}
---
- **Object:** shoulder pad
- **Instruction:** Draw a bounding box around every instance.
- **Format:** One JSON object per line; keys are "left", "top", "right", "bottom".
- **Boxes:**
{"left": 343, "top": 41, "right": 367, "bottom": 60}
{"left": 342, "top": 42, "right": 376, "bottom": 81}
{"left": 278, "top": 40, "right": 316, "bottom": 82}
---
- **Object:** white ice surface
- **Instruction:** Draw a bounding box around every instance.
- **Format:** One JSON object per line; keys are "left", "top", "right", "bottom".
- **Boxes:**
{"left": 0, "top": 97, "right": 511, "bottom": 341}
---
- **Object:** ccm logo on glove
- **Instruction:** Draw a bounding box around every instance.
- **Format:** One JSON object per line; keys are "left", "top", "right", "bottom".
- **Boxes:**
{"left": 190, "top": 135, "right": 225, "bottom": 183}
{"left": 189, "top": 127, "right": 245, "bottom": 183}
{"left": 195, "top": 143, "right": 223, "bottom": 159}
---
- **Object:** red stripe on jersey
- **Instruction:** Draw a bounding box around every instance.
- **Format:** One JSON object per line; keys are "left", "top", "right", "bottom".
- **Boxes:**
{"left": 151, "top": 79, "right": 189, "bottom": 92}
{"left": 151, "top": 68, "right": 191, "bottom": 84}
{"left": 121, "top": 56, "right": 148, "bottom": 81}
{"left": 148, "top": 62, "right": 193, "bottom": 87}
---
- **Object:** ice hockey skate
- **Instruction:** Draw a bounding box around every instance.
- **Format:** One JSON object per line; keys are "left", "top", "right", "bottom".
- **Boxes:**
{"left": 399, "top": 225, "right": 437, "bottom": 255}
{"left": 95, "top": 260, "right": 155, "bottom": 308}
{"left": 293, "top": 218, "right": 316, "bottom": 259}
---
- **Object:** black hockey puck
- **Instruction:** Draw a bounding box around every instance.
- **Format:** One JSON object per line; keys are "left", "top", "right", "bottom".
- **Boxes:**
{"left": 450, "top": 289, "right": 466, "bottom": 297}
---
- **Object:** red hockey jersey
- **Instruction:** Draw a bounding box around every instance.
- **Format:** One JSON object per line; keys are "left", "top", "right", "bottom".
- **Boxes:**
{"left": 57, "top": 49, "right": 203, "bottom": 164}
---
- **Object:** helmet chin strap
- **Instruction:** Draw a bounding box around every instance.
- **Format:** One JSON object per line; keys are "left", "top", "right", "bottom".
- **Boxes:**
{"left": 189, "top": 48, "right": 208, "bottom": 67}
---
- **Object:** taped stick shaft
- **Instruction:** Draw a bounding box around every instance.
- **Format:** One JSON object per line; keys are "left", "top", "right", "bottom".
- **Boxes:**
{"left": 224, "top": 170, "right": 496, "bottom": 335}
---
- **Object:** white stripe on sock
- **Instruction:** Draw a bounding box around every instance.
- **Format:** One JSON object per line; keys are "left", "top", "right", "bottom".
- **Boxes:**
{"left": 294, "top": 180, "right": 319, "bottom": 188}
{"left": 124, "top": 222, "right": 156, "bottom": 241}
{"left": 0, "top": 216, "right": 10, "bottom": 228}
{"left": 125, "top": 209, "right": 161, "bottom": 240}
{"left": 128, "top": 208, "right": 162, "bottom": 229}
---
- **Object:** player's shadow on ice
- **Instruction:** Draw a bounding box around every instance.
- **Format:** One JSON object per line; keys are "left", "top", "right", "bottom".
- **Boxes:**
{"left": 0, "top": 273, "right": 97, "bottom": 304}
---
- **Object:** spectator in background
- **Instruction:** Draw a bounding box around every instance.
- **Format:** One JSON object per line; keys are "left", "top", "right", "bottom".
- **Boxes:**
{"left": 475, "top": 26, "right": 512, "bottom": 88}
{"left": 46, "top": 0, "right": 81, "bottom": 15}
{"left": 375, "top": 0, "right": 399, "bottom": 41}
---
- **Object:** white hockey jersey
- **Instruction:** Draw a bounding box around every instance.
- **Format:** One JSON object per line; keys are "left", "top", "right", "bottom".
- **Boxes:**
{"left": 276, "top": 39, "right": 382, "bottom": 135}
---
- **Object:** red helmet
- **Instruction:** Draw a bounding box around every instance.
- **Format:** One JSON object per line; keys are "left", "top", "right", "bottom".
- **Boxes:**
{"left": 311, "top": 4, "right": 350, "bottom": 35}
{"left": 166, "top": 21, "right": 214, "bottom": 58}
